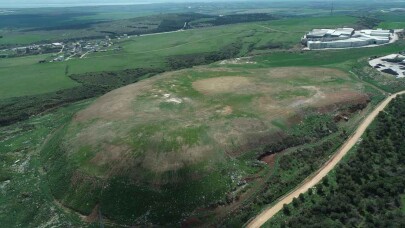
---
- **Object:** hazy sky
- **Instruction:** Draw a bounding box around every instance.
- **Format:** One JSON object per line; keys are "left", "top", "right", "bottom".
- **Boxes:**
{"left": 0, "top": 0, "right": 217, "bottom": 8}
{"left": 0, "top": 0, "right": 303, "bottom": 8}
{"left": 0, "top": 0, "right": 387, "bottom": 8}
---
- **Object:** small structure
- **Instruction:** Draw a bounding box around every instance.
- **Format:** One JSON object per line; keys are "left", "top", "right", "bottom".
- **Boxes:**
{"left": 52, "top": 42, "right": 63, "bottom": 47}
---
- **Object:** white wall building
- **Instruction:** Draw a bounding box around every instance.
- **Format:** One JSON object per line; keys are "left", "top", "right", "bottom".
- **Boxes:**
{"left": 303, "top": 28, "right": 394, "bottom": 50}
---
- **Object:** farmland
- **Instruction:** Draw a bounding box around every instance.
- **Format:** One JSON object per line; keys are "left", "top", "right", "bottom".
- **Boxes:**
{"left": 0, "top": 15, "right": 362, "bottom": 99}
{"left": 1, "top": 1, "right": 405, "bottom": 227}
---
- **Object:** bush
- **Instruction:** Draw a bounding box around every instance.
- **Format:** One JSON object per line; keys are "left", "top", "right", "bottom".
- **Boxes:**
{"left": 283, "top": 204, "right": 291, "bottom": 216}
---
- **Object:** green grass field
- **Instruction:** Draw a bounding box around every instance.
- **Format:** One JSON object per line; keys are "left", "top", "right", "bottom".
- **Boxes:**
{"left": 0, "top": 15, "right": 376, "bottom": 99}
{"left": 0, "top": 56, "right": 79, "bottom": 98}
{"left": 377, "top": 12, "right": 405, "bottom": 29}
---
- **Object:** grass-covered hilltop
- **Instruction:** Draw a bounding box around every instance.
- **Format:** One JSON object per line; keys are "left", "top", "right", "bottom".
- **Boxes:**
{"left": 1, "top": 1, "right": 405, "bottom": 227}
{"left": 43, "top": 62, "right": 371, "bottom": 225}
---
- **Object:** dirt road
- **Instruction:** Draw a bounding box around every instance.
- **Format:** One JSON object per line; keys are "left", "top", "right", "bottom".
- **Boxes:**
{"left": 246, "top": 90, "right": 405, "bottom": 228}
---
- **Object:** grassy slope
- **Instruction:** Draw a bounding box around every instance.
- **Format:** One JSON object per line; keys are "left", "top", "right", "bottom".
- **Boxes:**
{"left": 255, "top": 41, "right": 405, "bottom": 68}
{"left": 47, "top": 63, "right": 373, "bottom": 225}
{"left": 0, "top": 99, "right": 92, "bottom": 227}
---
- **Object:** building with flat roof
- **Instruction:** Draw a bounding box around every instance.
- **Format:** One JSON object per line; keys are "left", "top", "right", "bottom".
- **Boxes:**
{"left": 302, "top": 28, "right": 394, "bottom": 50}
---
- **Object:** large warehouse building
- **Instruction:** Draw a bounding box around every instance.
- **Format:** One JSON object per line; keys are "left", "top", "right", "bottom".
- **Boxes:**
{"left": 302, "top": 28, "right": 393, "bottom": 50}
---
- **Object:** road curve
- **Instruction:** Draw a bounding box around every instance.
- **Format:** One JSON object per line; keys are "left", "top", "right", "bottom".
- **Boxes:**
{"left": 246, "top": 90, "right": 405, "bottom": 228}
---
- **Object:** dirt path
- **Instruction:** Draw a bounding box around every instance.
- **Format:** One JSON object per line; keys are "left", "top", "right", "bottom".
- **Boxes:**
{"left": 256, "top": 24, "right": 305, "bottom": 34}
{"left": 246, "top": 90, "right": 405, "bottom": 228}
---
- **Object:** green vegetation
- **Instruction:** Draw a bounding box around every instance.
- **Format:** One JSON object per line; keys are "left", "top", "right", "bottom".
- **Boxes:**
{"left": 0, "top": 58, "right": 79, "bottom": 99}
{"left": 0, "top": 14, "right": 367, "bottom": 126}
{"left": 0, "top": 14, "right": 364, "bottom": 100}
{"left": 265, "top": 95, "right": 405, "bottom": 227}
{"left": 378, "top": 12, "right": 405, "bottom": 29}
{"left": 1, "top": 3, "right": 405, "bottom": 226}
{"left": 40, "top": 60, "right": 377, "bottom": 226}
{"left": 0, "top": 100, "right": 91, "bottom": 227}
{"left": 352, "top": 58, "right": 405, "bottom": 93}
{"left": 255, "top": 41, "right": 405, "bottom": 68}
{"left": 402, "top": 195, "right": 405, "bottom": 213}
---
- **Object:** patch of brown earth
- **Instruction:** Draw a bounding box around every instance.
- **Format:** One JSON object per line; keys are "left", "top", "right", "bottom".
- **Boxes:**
{"left": 181, "top": 217, "right": 203, "bottom": 227}
{"left": 315, "top": 92, "right": 370, "bottom": 112}
{"left": 261, "top": 154, "right": 277, "bottom": 167}
{"left": 220, "top": 106, "right": 233, "bottom": 115}
{"left": 90, "top": 144, "right": 130, "bottom": 166}
{"left": 192, "top": 76, "right": 253, "bottom": 95}
{"left": 141, "top": 144, "right": 215, "bottom": 173}
{"left": 289, "top": 86, "right": 325, "bottom": 108}
{"left": 74, "top": 71, "right": 179, "bottom": 122}
{"left": 267, "top": 67, "right": 348, "bottom": 79}
{"left": 89, "top": 144, "right": 135, "bottom": 177}
{"left": 84, "top": 204, "right": 100, "bottom": 223}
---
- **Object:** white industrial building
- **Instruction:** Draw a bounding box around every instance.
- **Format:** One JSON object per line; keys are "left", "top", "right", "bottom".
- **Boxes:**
{"left": 302, "top": 28, "right": 394, "bottom": 50}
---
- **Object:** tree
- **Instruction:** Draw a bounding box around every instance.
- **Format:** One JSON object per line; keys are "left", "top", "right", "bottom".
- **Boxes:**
{"left": 317, "top": 187, "right": 325, "bottom": 196}
{"left": 283, "top": 204, "right": 291, "bottom": 216}
{"left": 299, "top": 193, "right": 305, "bottom": 203}
{"left": 292, "top": 198, "right": 299, "bottom": 208}
{"left": 322, "top": 176, "right": 330, "bottom": 187}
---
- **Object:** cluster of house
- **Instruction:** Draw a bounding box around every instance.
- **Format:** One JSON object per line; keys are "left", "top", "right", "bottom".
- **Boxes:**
{"left": 1, "top": 36, "right": 114, "bottom": 61}
{"left": 5, "top": 42, "right": 63, "bottom": 56}
{"left": 301, "top": 28, "right": 394, "bottom": 49}
{"left": 51, "top": 38, "right": 113, "bottom": 62}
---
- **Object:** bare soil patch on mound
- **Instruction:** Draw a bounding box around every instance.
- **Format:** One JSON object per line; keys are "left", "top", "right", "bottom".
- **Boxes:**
{"left": 74, "top": 71, "right": 178, "bottom": 122}
{"left": 192, "top": 76, "right": 253, "bottom": 95}
{"left": 267, "top": 67, "right": 347, "bottom": 79}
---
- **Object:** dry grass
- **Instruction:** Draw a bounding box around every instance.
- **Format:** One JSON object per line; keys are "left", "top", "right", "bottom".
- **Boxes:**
{"left": 62, "top": 66, "right": 368, "bottom": 181}
{"left": 192, "top": 76, "right": 253, "bottom": 95}
{"left": 266, "top": 67, "right": 347, "bottom": 79}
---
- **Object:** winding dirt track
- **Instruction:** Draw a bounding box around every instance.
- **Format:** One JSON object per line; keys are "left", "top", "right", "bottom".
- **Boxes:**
{"left": 246, "top": 91, "right": 405, "bottom": 228}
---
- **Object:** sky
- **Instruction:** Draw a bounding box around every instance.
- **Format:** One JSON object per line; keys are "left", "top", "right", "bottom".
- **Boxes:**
{"left": 0, "top": 0, "right": 389, "bottom": 8}
{"left": 0, "top": 0, "right": 220, "bottom": 8}
{"left": 0, "top": 0, "right": 311, "bottom": 9}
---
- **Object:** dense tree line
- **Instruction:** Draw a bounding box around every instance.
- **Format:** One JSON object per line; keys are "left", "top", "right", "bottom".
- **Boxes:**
{"left": 210, "top": 14, "right": 278, "bottom": 26}
{"left": 355, "top": 16, "right": 382, "bottom": 29}
{"left": 278, "top": 95, "right": 405, "bottom": 227}
{"left": 135, "top": 13, "right": 279, "bottom": 35}
{"left": 154, "top": 13, "right": 207, "bottom": 32}
{"left": 166, "top": 42, "right": 242, "bottom": 69}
